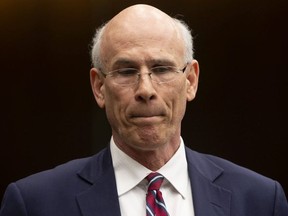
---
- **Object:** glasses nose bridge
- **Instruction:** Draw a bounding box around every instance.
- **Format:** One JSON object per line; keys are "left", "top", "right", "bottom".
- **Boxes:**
{"left": 136, "top": 70, "right": 153, "bottom": 82}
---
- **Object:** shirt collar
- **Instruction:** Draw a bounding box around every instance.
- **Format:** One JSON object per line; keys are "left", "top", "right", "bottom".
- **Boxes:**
{"left": 157, "top": 137, "right": 189, "bottom": 199}
{"left": 110, "top": 137, "right": 150, "bottom": 196}
{"left": 110, "top": 137, "right": 189, "bottom": 198}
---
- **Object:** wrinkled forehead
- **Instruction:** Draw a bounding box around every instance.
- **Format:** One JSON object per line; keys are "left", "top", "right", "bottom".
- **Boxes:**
{"left": 104, "top": 18, "right": 181, "bottom": 48}
{"left": 99, "top": 6, "right": 185, "bottom": 66}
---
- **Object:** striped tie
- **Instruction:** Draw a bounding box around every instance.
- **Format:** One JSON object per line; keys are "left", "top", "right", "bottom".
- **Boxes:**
{"left": 146, "top": 172, "right": 169, "bottom": 216}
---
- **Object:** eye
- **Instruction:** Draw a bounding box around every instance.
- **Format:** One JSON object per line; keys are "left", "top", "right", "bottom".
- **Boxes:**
{"left": 116, "top": 68, "right": 138, "bottom": 76}
{"left": 151, "top": 66, "right": 172, "bottom": 74}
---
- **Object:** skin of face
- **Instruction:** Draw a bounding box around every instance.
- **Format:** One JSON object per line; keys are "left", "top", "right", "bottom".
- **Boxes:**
{"left": 90, "top": 4, "right": 199, "bottom": 170}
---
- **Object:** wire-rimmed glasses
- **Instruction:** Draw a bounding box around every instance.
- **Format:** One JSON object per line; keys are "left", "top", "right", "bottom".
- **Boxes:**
{"left": 100, "top": 64, "right": 188, "bottom": 86}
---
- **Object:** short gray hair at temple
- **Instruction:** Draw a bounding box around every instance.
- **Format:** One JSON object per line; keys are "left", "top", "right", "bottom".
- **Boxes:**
{"left": 90, "top": 18, "right": 194, "bottom": 69}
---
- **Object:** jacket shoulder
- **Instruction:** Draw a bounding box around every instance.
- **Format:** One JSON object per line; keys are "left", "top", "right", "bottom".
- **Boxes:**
{"left": 14, "top": 147, "right": 110, "bottom": 193}
{"left": 0, "top": 148, "right": 111, "bottom": 216}
{"left": 186, "top": 148, "right": 285, "bottom": 198}
{"left": 185, "top": 148, "right": 288, "bottom": 215}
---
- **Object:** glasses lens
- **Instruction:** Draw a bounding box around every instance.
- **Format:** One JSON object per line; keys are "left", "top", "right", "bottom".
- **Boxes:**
{"left": 112, "top": 68, "right": 138, "bottom": 85}
{"left": 151, "top": 66, "right": 179, "bottom": 83}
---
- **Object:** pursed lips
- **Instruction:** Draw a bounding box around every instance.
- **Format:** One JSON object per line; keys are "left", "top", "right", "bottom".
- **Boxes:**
{"left": 128, "top": 110, "right": 166, "bottom": 125}
{"left": 127, "top": 106, "right": 167, "bottom": 123}
{"left": 131, "top": 114, "right": 162, "bottom": 118}
{"left": 129, "top": 110, "right": 165, "bottom": 118}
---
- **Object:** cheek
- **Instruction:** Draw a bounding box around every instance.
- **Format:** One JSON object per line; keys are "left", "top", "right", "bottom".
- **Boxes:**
{"left": 104, "top": 86, "right": 131, "bottom": 121}
{"left": 168, "top": 81, "right": 188, "bottom": 119}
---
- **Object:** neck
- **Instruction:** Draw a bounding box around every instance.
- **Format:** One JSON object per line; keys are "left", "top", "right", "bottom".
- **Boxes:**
{"left": 114, "top": 136, "right": 181, "bottom": 171}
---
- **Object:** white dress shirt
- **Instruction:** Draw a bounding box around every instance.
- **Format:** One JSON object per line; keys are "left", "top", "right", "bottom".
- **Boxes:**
{"left": 110, "top": 137, "right": 195, "bottom": 216}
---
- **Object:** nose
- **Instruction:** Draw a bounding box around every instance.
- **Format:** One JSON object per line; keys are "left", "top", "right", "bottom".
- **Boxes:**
{"left": 134, "top": 73, "right": 157, "bottom": 102}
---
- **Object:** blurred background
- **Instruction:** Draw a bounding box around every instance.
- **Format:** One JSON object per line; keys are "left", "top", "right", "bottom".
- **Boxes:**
{"left": 1, "top": 0, "right": 287, "bottom": 199}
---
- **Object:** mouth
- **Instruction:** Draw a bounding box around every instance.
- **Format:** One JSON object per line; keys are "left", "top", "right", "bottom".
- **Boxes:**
{"left": 131, "top": 113, "right": 162, "bottom": 117}
{"left": 129, "top": 113, "right": 165, "bottom": 125}
{"left": 130, "top": 110, "right": 165, "bottom": 118}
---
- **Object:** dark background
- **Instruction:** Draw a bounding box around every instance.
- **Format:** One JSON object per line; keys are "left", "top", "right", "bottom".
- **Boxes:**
{"left": 1, "top": 0, "right": 287, "bottom": 199}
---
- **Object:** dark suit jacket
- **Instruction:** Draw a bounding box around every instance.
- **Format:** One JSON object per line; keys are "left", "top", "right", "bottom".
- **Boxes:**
{"left": 1, "top": 146, "right": 287, "bottom": 216}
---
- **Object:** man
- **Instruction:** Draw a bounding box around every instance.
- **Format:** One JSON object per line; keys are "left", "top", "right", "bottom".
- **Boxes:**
{"left": 1, "top": 4, "right": 287, "bottom": 216}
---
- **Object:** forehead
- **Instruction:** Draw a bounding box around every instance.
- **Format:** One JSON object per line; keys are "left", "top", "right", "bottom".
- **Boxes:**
{"left": 100, "top": 10, "right": 185, "bottom": 67}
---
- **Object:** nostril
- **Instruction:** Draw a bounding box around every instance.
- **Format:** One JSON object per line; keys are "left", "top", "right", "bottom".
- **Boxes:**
{"left": 135, "top": 93, "right": 156, "bottom": 102}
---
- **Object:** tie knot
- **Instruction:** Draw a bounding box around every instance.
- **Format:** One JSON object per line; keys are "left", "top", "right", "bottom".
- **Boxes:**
{"left": 146, "top": 172, "right": 164, "bottom": 191}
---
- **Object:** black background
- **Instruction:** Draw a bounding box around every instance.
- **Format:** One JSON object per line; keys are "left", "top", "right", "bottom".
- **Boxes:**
{"left": 1, "top": 0, "right": 287, "bottom": 199}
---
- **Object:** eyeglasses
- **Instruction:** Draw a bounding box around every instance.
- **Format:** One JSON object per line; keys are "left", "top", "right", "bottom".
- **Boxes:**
{"left": 101, "top": 65, "right": 188, "bottom": 86}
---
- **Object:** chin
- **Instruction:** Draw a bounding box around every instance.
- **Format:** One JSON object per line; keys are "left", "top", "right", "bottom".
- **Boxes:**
{"left": 135, "top": 132, "right": 168, "bottom": 149}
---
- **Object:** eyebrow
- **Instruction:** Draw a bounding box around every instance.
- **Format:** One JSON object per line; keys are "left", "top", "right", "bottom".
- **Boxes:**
{"left": 112, "top": 58, "right": 176, "bottom": 68}
{"left": 112, "top": 58, "right": 134, "bottom": 68}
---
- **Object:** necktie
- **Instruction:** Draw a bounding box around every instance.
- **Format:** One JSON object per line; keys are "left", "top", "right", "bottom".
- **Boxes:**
{"left": 146, "top": 172, "right": 169, "bottom": 216}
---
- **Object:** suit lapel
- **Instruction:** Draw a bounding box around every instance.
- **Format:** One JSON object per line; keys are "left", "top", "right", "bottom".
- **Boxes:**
{"left": 76, "top": 148, "right": 121, "bottom": 216}
{"left": 186, "top": 148, "right": 231, "bottom": 216}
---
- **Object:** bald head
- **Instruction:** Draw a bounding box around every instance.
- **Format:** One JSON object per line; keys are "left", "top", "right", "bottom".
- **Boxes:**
{"left": 91, "top": 4, "right": 194, "bottom": 69}
{"left": 108, "top": 4, "right": 172, "bottom": 26}
{"left": 106, "top": 4, "right": 176, "bottom": 36}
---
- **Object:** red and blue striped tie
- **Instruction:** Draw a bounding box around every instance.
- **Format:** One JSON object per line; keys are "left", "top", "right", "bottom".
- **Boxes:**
{"left": 146, "top": 172, "right": 169, "bottom": 216}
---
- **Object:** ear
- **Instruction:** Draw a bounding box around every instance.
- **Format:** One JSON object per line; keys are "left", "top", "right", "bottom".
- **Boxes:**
{"left": 186, "top": 60, "right": 200, "bottom": 101}
{"left": 90, "top": 68, "right": 105, "bottom": 108}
